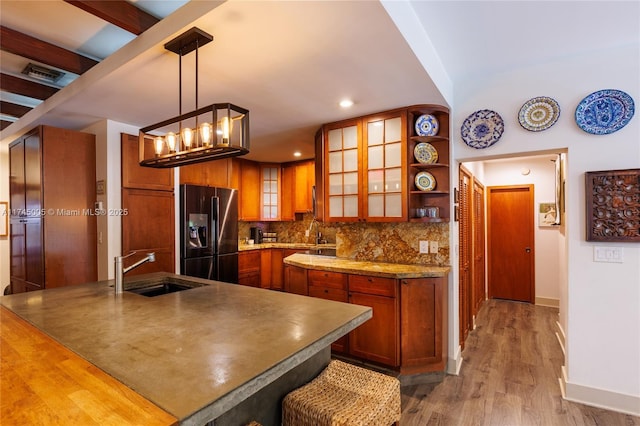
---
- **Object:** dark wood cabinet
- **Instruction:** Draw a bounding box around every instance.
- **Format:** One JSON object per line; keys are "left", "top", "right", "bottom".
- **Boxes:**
{"left": 283, "top": 264, "right": 308, "bottom": 295}
{"left": 9, "top": 126, "right": 97, "bottom": 293}
{"left": 348, "top": 275, "right": 399, "bottom": 367}
{"left": 308, "top": 270, "right": 348, "bottom": 352}
{"left": 179, "top": 158, "right": 232, "bottom": 188}
{"left": 238, "top": 251, "right": 261, "bottom": 287}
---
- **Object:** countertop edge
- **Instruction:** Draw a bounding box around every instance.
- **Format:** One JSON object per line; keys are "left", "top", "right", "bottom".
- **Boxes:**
{"left": 283, "top": 254, "right": 450, "bottom": 278}
{"left": 181, "top": 307, "right": 372, "bottom": 425}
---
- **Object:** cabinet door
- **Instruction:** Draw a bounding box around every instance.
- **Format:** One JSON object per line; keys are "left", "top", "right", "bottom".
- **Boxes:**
{"left": 362, "top": 111, "right": 407, "bottom": 221}
{"left": 260, "top": 249, "right": 272, "bottom": 289}
{"left": 180, "top": 159, "right": 231, "bottom": 187}
{"left": 24, "top": 131, "right": 42, "bottom": 214}
{"left": 324, "top": 119, "right": 361, "bottom": 222}
{"left": 348, "top": 291, "right": 399, "bottom": 367}
{"left": 9, "top": 140, "right": 26, "bottom": 213}
{"left": 122, "top": 134, "right": 174, "bottom": 191}
{"left": 270, "top": 249, "right": 285, "bottom": 290}
{"left": 284, "top": 264, "right": 308, "bottom": 296}
{"left": 280, "top": 164, "right": 295, "bottom": 221}
{"left": 400, "top": 277, "right": 446, "bottom": 372}
{"left": 261, "top": 165, "right": 280, "bottom": 220}
{"left": 238, "top": 251, "right": 261, "bottom": 287}
{"left": 294, "top": 160, "right": 315, "bottom": 213}
{"left": 239, "top": 159, "right": 260, "bottom": 221}
{"left": 309, "top": 285, "right": 348, "bottom": 353}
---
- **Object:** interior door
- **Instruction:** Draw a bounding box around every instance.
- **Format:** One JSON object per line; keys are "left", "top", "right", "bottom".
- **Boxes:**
{"left": 487, "top": 185, "right": 535, "bottom": 303}
{"left": 472, "top": 178, "right": 486, "bottom": 315}
{"left": 458, "top": 166, "right": 472, "bottom": 347}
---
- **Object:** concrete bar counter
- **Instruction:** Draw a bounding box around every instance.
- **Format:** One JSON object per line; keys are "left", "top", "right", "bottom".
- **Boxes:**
{"left": 0, "top": 273, "right": 371, "bottom": 425}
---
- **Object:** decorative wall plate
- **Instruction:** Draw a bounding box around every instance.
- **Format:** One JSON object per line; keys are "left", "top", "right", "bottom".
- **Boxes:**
{"left": 415, "top": 171, "right": 436, "bottom": 191}
{"left": 518, "top": 96, "right": 560, "bottom": 131}
{"left": 461, "top": 109, "right": 504, "bottom": 149}
{"left": 413, "top": 142, "right": 438, "bottom": 164}
{"left": 415, "top": 114, "right": 439, "bottom": 136}
{"left": 575, "top": 89, "right": 635, "bottom": 135}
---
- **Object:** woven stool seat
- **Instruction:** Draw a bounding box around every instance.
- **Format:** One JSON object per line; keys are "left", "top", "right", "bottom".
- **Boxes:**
{"left": 282, "top": 360, "right": 401, "bottom": 426}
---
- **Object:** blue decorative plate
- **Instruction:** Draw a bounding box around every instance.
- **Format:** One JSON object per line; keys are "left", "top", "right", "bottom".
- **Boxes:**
{"left": 518, "top": 96, "right": 560, "bottom": 132}
{"left": 575, "top": 89, "right": 635, "bottom": 135}
{"left": 415, "top": 114, "right": 439, "bottom": 136}
{"left": 461, "top": 109, "right": 504, "bottom": 149}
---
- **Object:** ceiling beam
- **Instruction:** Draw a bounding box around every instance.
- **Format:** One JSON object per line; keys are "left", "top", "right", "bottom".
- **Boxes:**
{"left": 0, "top": 26, "right": 99, "bottom": 75}
{"left": 0, "top": 101, "right": 32, "bottom": 118}
{"left": 0, "top": 73, "right": 59, "bottom": 100}
{"left": 64, "top": 0, "right": 159, "bottom": 35}
{"left": 0, "top": 120, "right": 13, "bottom": 131}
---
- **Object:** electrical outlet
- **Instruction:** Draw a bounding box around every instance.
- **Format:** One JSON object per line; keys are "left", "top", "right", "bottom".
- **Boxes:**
{"left": 305, "top": 230, "right": 310, "bottom": 237}
{"left": 419, "top": 240, "right": 429, "bottom": 254}
{"left": 429, "top": 241, "right": 439, "bottom": 253}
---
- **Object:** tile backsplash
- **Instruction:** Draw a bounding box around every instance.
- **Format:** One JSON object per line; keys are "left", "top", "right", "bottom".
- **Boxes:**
{"left": 241, "top": 214, "right": 449, "bottom": 266}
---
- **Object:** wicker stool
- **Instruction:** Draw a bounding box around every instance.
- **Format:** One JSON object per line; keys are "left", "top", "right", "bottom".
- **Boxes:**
{"left": 282, "top": 359, "right": 401, "bottom": 426}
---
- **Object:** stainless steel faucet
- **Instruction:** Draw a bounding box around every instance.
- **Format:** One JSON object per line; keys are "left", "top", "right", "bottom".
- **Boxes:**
{"left": 114, "top": 252, "right": 155, "bottom": 294}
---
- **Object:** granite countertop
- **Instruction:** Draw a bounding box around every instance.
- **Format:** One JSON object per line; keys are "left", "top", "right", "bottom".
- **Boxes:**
{"left": 283, "top": 253, "right": 450, "bottom": 278}
{"left": 0, "top": 273, "right": 371, "bottom": 425}
{"left": 239, "top": 242, "right": 336, "bottom": 251}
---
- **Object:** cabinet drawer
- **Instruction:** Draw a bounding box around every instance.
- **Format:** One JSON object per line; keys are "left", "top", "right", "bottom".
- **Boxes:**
{"left": 349, "top": 275, "right": 397, "bottom": 297}
{"left": 308, "top": 270, "right": 347, "bottom": 290}
{"left": 309, "top": 285, "right": 348, "bottom": 302}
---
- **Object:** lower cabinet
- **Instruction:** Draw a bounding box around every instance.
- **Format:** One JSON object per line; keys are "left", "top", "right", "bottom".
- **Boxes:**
{"left": 238, "top": 251, "right": 261, "bottom": 287}
{"left": 283, "top": 265, "right": 447, "bottom": 374}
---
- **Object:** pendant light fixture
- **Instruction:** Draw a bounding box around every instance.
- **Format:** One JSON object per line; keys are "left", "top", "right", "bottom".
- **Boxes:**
{"left": 138, "top": 27, "right": 250, "bottom": 168}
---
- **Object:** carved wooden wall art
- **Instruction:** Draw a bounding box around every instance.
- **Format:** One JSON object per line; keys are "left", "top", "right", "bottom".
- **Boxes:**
{"left": 585, "top": 169, "right": 640, "bottom": 242}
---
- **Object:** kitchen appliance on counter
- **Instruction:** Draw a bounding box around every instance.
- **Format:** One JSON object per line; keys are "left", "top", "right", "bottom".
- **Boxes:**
{"left": 180, "top": 184, "right": 238, "bottom": 283}
{"left": 250, "top": 227, "right": 263, "bottom": 244}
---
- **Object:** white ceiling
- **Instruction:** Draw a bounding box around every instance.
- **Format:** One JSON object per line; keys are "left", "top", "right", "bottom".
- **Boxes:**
{"left": 1, "top": 1, "right": 638, "bottom": 163}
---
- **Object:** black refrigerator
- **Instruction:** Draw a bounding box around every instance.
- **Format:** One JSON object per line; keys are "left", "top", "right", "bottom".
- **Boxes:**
{"left": 180, "top": 184, "right": 238, "bottom": 283}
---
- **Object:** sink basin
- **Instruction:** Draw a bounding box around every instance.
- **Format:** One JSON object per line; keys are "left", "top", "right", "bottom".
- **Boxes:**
{"left": 125, "top": 275, "right": 205, "bottom": 297}
{"left": 305, "top": 247, "right": 337, "bottom": 256}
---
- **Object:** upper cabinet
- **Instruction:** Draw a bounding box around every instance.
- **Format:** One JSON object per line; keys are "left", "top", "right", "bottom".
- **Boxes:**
{"left": 317, "top": 105, "right": 449, "bottom": 223}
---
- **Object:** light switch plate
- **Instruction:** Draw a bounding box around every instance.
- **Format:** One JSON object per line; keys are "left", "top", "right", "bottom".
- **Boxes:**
{"left": 429, "top": 241, "right": 439, "bottom": 253}
{"left": 419, "top": 241, "right": 429, "bottom": 254}
{"left": 593, "top": 246, "right": 624, "bottom": 263}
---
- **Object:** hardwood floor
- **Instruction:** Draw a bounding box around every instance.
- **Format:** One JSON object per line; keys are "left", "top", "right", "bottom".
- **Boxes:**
{"left": 400, "top": 299, "right": 640, "bottom": 426}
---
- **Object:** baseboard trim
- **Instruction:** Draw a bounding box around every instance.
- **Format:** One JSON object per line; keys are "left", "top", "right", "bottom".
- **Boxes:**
{"left": 447, "top": 345, "right": 463, "bottom": 375}
{"left": 560, "top": 368, "right": 640, "bottom": 416}
{"left": 555, "top": 321, "right": 566, "bottom": 358}
{"left": 535, "top": 296, "right": 559, "bottom": 308}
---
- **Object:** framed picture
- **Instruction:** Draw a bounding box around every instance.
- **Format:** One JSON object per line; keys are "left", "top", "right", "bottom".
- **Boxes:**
{"left": 0, "top": 202, "right": 7, "bottom": 237}
{"left": 585, "top": 169, "right": 640, "bottom": 242}
{"left": 538, "top": 202, "right": 557, "bottom": 227}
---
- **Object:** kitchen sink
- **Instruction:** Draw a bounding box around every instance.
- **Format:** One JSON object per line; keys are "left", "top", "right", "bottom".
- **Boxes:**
{"left": 305, "top": 247, "right": 337, "bottom": 257}
{"left": 125, "top": 276, "right": 205, "bottom": 297}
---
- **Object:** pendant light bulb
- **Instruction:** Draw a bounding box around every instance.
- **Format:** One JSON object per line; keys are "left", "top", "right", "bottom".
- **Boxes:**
{"left": 166, "top": 132, "right": 177, "bottom": 152}
{"left": 200, "top": 122, "right": 212, "bottom": 146}
{"left": 154, "top": 136, "right": 164, "bottom": 156}
{"left": 221, "top": 116, "right": 230, "bottom": 144}
{"left": 182, "top": 127, "right": 193, "bottom": 149}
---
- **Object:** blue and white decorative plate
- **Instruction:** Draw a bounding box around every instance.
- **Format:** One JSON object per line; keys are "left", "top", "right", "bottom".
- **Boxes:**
{"left": 461, "top": 109, "right": 504, "bottom": 149}
{"left": 415, "top": 171, "right": 436, "bottom": 191}
{"left": 518, "top": 96, "right": 560, "bottom": 132}
{"left": 575, "top": 89, "right": 635, "bottom": 135}
{"left": 415, "top": 114, "right": 439, "bottom": 136}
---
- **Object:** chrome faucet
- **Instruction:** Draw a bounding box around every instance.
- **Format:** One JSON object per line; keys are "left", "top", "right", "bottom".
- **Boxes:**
{"left": 114, "top": 252, "right": 155, "bottom": 294}
{"left": 308, "top": 219, "right": 327, "bottom": 245}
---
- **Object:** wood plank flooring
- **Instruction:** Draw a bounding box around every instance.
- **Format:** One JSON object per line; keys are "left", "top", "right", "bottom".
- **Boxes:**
{"left": 400, "top": 299, "right": 640, "bottom": 426}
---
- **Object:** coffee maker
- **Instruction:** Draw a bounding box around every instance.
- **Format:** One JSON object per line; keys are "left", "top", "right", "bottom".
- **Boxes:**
{"left": 250, "top": 227, "right": 263, "bottom": 244}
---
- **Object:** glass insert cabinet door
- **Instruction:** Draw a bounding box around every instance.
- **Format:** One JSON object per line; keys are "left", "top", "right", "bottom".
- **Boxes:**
{"left": 327, "top": 121, "right": 360, "bottom": 219}
{"left": 262, "top": 166, "right": 279, "bottom": 219}
{"left": 364, "top": 114, "right": 406, "bottom": 219}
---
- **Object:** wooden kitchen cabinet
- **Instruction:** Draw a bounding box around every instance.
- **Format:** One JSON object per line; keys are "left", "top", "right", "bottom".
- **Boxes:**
{"left": 283, "top": 264, "right": 308, "bottom": 296}
{"left": 400, "top": 277, "right": 448, "bottom": 374}
{"left": 238, "top": 251, "right": 261, "bottom": 287}
{"left": 238, "top": 159, "right": 261, "bottom": 221}
{"left": 348, "top": 275, "right": 399, "bottom": 366}
{"left": 319, "top": 109, "right": 408, "bottom": 222}
{"left": 308, "top": 270, "right": 348, "bottom": 353}
{"left": 294, "top": 160, "right": 315, "bottom": 213}
{"left": 9, "top": 126, "right": 97, "bottom": 293}
{"left": 280, "top": 164, "right": 295, "bottom": 221}
{"left": 179, "top": 158, "right": 233, "bottom": 188}
{"left": 407, "top": 105, "right": 450, "bottom": 222}
{"left": 122, "top": 133, "right": 173, "bottom": 191}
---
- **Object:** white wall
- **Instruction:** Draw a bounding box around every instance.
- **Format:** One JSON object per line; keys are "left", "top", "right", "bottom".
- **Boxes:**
{"left": 453, "top": 45, "right": 640, "bottom": 413}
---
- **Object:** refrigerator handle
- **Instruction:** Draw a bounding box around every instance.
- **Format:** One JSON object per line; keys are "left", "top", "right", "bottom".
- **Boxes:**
{"left": 211, "top": 196, "right": 220, "bottom": 254}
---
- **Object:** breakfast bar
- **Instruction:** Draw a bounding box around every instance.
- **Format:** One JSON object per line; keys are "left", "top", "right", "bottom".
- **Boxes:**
{"left": 0, "top": 273, "right": 372, "bottom": 425}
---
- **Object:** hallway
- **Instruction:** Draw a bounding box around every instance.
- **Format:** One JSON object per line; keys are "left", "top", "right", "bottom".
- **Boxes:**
{"left": 400, "top": 299, "right": 640, "bottom": 425}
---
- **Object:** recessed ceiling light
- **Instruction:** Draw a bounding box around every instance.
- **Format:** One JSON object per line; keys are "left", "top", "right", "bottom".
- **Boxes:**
{"left": 339, "top": 99, "right": 354, "bottom": 108}
{"left": 293, "top": 151, "right": 302, "bottom": 157}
